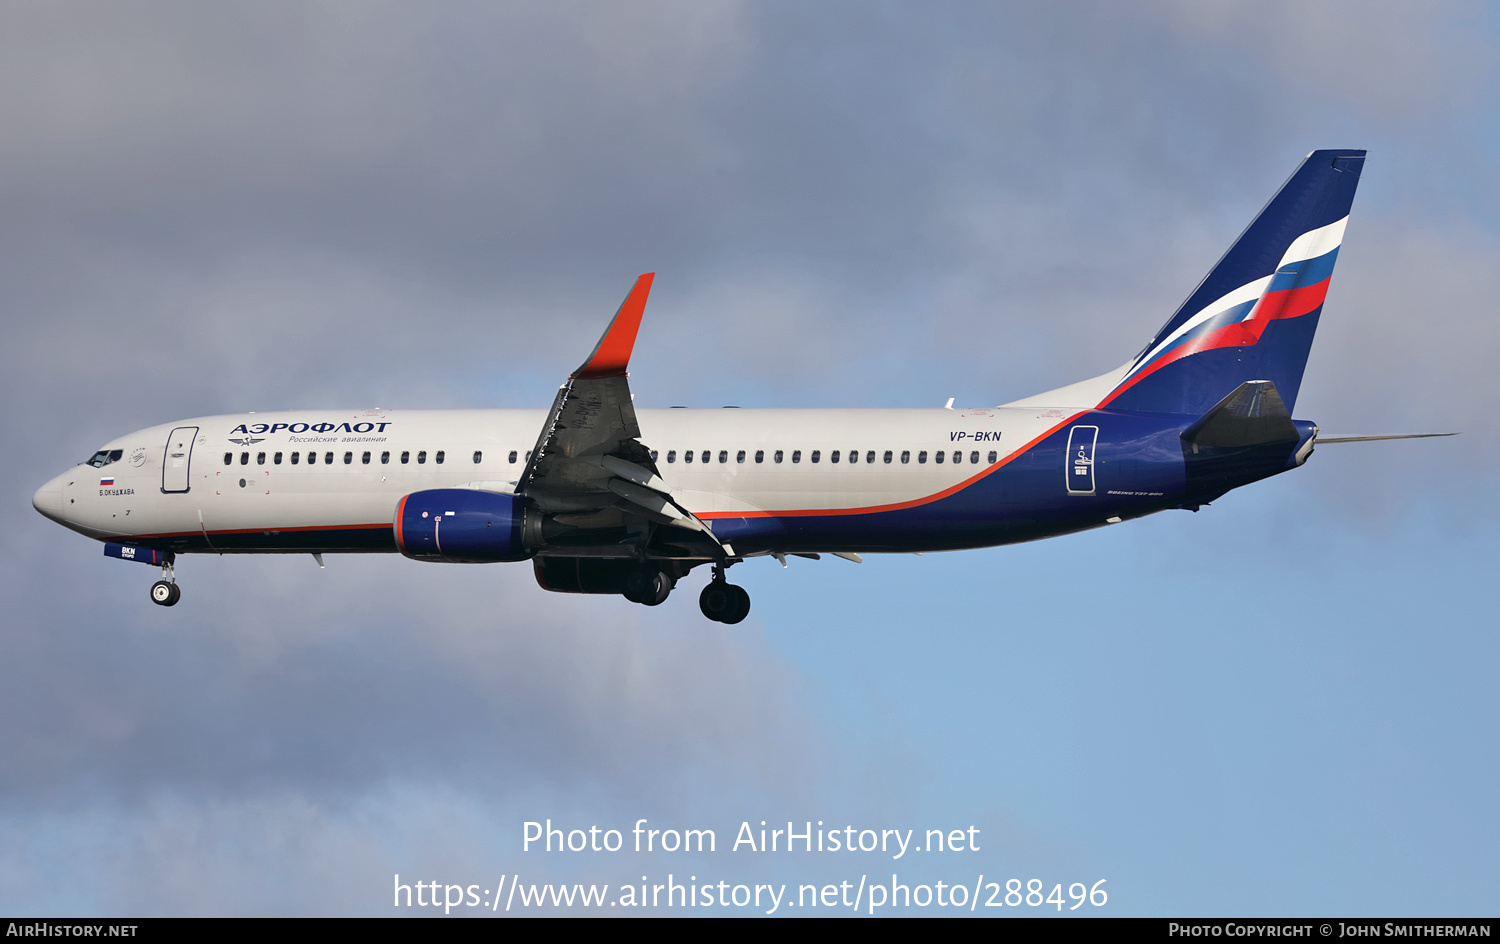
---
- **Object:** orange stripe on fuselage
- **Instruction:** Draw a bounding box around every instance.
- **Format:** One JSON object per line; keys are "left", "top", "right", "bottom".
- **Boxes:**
{"left": 695, "top": 411, "right": 1088, "bottom": 520}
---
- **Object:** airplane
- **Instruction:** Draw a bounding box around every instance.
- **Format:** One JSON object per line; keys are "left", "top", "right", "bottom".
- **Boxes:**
{"left": 32, "top": 148, "right": 1453, "bottom": 623}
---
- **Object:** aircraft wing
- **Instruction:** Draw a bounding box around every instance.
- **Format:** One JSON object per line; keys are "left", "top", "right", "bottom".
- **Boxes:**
{"left": 515, "top": 274, "right": 731, "bottom": 555}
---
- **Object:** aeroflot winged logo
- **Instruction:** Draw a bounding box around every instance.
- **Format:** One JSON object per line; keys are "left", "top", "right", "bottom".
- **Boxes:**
{"left": 229, "top": 421, "right": 394, "bottom": 434}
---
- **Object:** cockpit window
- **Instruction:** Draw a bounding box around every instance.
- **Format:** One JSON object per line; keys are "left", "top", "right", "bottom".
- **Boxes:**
{"left": 86, "top": 450, "right": 119, "bottom": 468}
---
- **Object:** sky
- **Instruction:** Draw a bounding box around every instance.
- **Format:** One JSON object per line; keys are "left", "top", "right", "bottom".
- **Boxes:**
{"left": 2, "top": 0, "right": 1497, "bottom": 917}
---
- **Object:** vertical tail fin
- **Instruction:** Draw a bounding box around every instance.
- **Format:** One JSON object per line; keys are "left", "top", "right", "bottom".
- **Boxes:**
{"left": 1101, "top": 149, "right": 1365, "bottom": 416}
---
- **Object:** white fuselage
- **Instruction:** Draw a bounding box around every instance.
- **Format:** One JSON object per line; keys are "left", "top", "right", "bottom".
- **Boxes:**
{"left": 34, "top": 405, "right": 1079, "bottom": 553}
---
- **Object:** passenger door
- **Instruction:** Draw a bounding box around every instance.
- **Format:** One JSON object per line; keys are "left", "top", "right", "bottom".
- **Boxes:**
{"left": 161, "top": 427, "right": 198, "bottom": 493}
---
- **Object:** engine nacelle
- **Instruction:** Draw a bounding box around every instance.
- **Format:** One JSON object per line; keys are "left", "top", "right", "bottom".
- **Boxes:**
{"left": 395, "top": 488, "right": 533, "bottom": 562}
{"left": 533, "top": 557, "right": 640, "bottom": 594}
{"left": 533, "top": 558, "right": 685, "bottom": 602}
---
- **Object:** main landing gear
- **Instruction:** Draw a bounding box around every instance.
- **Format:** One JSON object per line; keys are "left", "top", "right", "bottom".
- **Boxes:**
{"left": 699, "top": 564, "right": 750, "bottom": 624}
{"left": 149, "top": 559, "right": 180, "bottom": 607}
{"left": 623, "top": 566, "right": 674, "bottom": 606}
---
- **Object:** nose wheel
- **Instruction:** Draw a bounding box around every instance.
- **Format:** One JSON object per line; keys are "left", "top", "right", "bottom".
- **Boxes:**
{"left": 150, "top": 580, "right": 181, "bottom": 606}
{"left": 150, "top": 559, "right": 180, "bottom": 607}
{"left": 699, "top": 565, "right": 750, "bottom": 623}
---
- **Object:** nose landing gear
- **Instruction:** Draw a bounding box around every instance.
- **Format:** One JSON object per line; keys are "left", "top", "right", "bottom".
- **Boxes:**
{"left": 699, "top": 564, "right": 750, "bottom": 624}
{"left": 149, "top": 559, "right": 180, "bottom": 607}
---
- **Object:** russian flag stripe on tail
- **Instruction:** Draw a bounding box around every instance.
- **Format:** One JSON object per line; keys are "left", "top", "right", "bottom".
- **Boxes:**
{"left": 1101, "top": 150, "right": 1364, "bottom": 417}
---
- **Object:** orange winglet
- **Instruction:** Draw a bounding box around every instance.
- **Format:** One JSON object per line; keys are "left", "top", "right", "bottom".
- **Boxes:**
{"left": 573, "top": 273, "right": 654, "bottom": 379}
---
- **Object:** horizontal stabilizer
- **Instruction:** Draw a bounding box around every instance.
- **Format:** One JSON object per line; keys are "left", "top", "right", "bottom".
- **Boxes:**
{"left": 1316, "top": 432, "right": 1459, "bottom": 444}
{"left": 1181, "top": 380, "right": 1299, "bottom": 448}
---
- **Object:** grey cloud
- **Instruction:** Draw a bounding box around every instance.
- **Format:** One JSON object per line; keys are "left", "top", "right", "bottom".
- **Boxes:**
{"left": 0, "top": 549, "right": 812, "bottom": 804}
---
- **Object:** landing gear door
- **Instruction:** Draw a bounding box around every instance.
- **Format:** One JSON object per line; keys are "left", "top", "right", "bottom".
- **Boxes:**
{"left": 1065, "top": 425, "right": 1098, "bottom": 496}
{"left": 161, "top": 426, "right": 198, "bottom": 494}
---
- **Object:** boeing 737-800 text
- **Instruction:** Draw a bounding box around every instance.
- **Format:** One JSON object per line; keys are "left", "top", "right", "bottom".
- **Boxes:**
{"left": 32, "top": 149, "right": 1447, "bottom": 622}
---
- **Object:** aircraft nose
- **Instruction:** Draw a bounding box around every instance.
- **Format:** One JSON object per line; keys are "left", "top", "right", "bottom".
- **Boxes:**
{"left": 32, "top": 475, "right": 65, "bottom": 524}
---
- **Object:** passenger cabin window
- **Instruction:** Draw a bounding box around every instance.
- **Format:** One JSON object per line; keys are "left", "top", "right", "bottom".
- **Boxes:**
{"left": 401, "top": 451, "right": 410, "bottom": 464}
{"left": 866, "top": 450, "right": 876, "bottom": 464}
{"left": 901, "top": 450, "right": 910, "bottom": 464}
{"left": 918, "top": 450, "right": 928, "bottom": 463}
{"left": 362, "top": 451, "right": 372, "bottom": 464}
{"left": 718, "top": 450, "right": 728, "bottom": 464}
{"left": 417, "top": 451, "right": 427, "bottom": 464}
{"left": 223, "top": 453, "right": 232, "bottom": 465}
{"left": 381, "top": 451, "right": 390, "bottom": 464}
{"left": 700, "top": 450, "right": 710, "bottom": 464}
{"left": 935, "top": 450, "right": 944, "bottom": 464}
{"left": 774, "top": 450, "right": 784, "bottom": 463}
{"left": 968, "top": 451, "right": 977, "bottom": 464}
{"left": 240, "top": 452, "right": 249, "bottom": 465}
{"left": 667, "top": 450, "right": 677, "bottom": 463}
{"left": 291, "top": 452, "right": 300, "bottom": 465}
{"left": 274, "top": 452, "right": 283, "bottom": 465}
{"left": 325, "top": 452, "right": 334, "bottom": 464}
{"left": 508, "top": 450, "right": 518, "bottom": 463}
{"left": 755, "top": 450, "right": 764, "bottom": 463}
{"left": 830, "top": 450, "right": 840, "bottom": 463}
{"left": 472, "top": 451, "right": 482, "bottom": 464}
{"left": 848, "top": 450, "right": 858, "bottom": 464}
{"left": 884, "top": 450, "right": 893, "bottom": 463}
{"left": 952, "top": 451, "right": 962, "bottom": 464}
{"left": 343, "top": 451, "right": 353, "bottom": 464}
{"left": 526, "top": 451, "right": 532, "bottom": 461}
{"left": 792, "top": 450, "right": 802, "bottom": 463}
{"left": 736, "top": 450, "right": 746, "bottom": 463}
{"left": 684, "top": 450, "right": 693, "bottom": 463}
{"left": 811, "top": 450, "right": 820, "bottom": 463}
{"left": 650, "top": 450, "right": 658, "bottom": 462}
{"left": 988, "top": 451, "right": 997, "bottom": 464}
{"left": 257, "top": 452, "right": 266, "bottom": 465}
{"left": 307, "top": 452, "right": 317, "bottom": 465}
{"left": 436, "top": 451, "right": 445, "bottom": 464}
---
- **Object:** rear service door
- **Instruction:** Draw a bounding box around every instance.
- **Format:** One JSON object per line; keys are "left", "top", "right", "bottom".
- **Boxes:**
{"left": 1065, "top": 425, "right": 1098, "bottom": 496}
{"left": 161, "top": 426, "right": 199, "bottom": 493}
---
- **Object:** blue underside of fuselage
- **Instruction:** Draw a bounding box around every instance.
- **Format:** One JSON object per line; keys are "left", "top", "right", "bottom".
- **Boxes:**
{"left": 713, "top": 410, "right": 1195, "bottom": 553}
